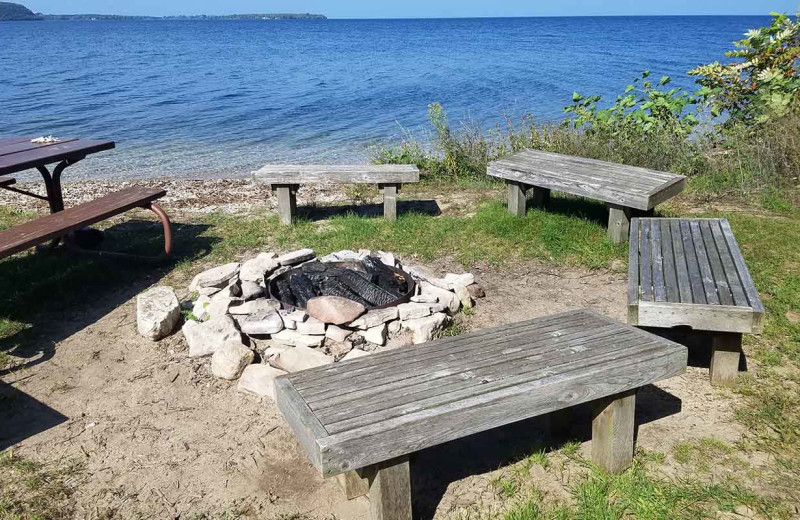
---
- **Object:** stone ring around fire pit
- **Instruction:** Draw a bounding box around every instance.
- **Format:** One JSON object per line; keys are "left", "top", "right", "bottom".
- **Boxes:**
{"left": 268, "top": 257, "right": 416, "bottom": 311}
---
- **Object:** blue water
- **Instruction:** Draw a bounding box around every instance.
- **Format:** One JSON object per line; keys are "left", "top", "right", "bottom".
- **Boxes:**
{"left": 0, "top": 16, "right": 766, "bottom": 180}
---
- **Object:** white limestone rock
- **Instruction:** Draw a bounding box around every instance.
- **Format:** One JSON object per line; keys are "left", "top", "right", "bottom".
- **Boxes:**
{"left": 273, "top": 345, "right": 334, "bottom": 372}
{"left": 349, "top": 307, "right": 399, "bottom": 330}
{"left": 296, "top": 316, "right": 326, "bottom": 336}
{"left": 406, "top": 264, "right": 437, "bottom": 283}
{"left": 277, "top": 248, "right": 315, "bottom": 266}
{"left": 261, "top": 344, "right": 291, "bottom": 362}
{"left": 362, "top": 323, "right": 388, "bottom": 346}
{"left": 319, "top": 250, "right": 363, "bottom": 263}
{"left": 211, "top": 339, "right": 254, "bottom": 380}
{"left": 397, "top": 302, "right": 434, "bottom": 321}
{"left": 235, "top": 310, "right": 284, "bottom": 335}
{"left": 419, "top": 281, "right": 460, "bottom": 314}
{"left": 182, "top": 315, "right": 241, "bottom": 358}
{"left": 237, "top": 364, "right": 287, "bottom": 400}
{"left": 402, "top": 312, "right": 450, "bottom": 344}
{"left": 306, "top": 296, "right": 366, "bottom": 325}
{"left": 454, "top": 284, "right": 473, "bottom": 310}
{"left": 375, "top": 251, "right": 396, "bottom": 267}
{"left": 342, "top": 349, "right": 370, "bottom": 361}
{"left": 272, "top": 329, "right": 325, "bottom": 348}
{"left": 387, "top": 320, "right": 402, "bottom": 334}
{"left": 325, "top": 324, "right": 353, "bottom": 343}
{"left": 240, "top": 281, "right": 266, "bottom": 301}
{"left": 189, "top": 262, "right": 240, "bottom": 292}
{"left": 240, "top": 253, "right": 279, "bottom": 283}
{"left": 228, "top": 299, "right": 282, "bottom": 315}
{"left": 410, "top": 294, "right": 438, "bottom": 304}
{"left": 430, "top": 273, "right": 475, "bottom": 291}
{"left": 136, "top": 286, "right": 181, "bottom": 341}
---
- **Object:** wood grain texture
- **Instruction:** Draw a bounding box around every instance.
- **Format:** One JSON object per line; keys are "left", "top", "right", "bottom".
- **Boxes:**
{"left": 274, "top": 185, "right": 297, "bottom": 225}
{"left": 0, "top": 187, "right": 165, "bottom": 259}
{"left": 607, "top": 204, "right": 631, "bottom": 244}
{"left": 365, "top": 456, "right": 412, "bottom": 520}
{"left": 628, "top": 218, "right": 764, "bottom": 334}
{"left": 592, "top": 390, "right": 636, "bottom": 473}
{"left": 487, "top": 149, "right": 685, "bottom": 211}
{"left": 507, "top": 181, "right": 528, "bottom": 217}
{"left": 335, "top": 471, "right": 370, "bottom": 500}
{"left": 710, "top": 332, "right": 743, "bottom": 386}
{"left": 253, "top": 164, "right": 420, "bottom": 184}
{"left": 275, "top": 309, "right": 686, "bottom": 477}
{"left": 382, "top": 184, "right": 398, "bottom": 221}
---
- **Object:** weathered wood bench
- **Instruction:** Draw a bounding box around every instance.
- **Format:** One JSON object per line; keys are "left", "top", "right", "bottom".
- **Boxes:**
{"left": 252, "top": 164, "right": 420, "bottom": 224}
{"left": 487, "top": 150, "right": 686, "bottom": 243}
{"left": 0, "top": 187, "right": 172, "bottom": 261}
{"left": 276, "top": 309, "right": 687, "bottom": 519}
{"left": 628, "top": 218, "right": 763, "bottom": 386}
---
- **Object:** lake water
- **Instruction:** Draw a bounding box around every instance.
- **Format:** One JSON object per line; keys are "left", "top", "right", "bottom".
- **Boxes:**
{"left": 0, "top": 16, "right": 766, "bottom": 180}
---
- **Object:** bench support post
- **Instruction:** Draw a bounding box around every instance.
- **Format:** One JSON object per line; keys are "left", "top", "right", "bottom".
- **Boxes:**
{"left": 531, "top": 187, "right": 550, "bottom": 210}
{"left": 507, "top": 181, "right": 528, "bottom": 217}
{"left": 335, "top": 471, "right": 370, "bottom": 500}
{"left": 591, "top": 389, "right": 636, "bottom": 473}
{"left": 359, "top": 456, "right": 412, "bottom": 520}
{"left": 380, "top": 183, "right": 400, "bottom": 221}
{"left": 607, "top": 204, "right": 633, "bottom": 244}
{"left": 273, "top": 184, "right": 298, "bottom": 225}
{"left": 710, "top": 332, "right": 742, "bottom": 386}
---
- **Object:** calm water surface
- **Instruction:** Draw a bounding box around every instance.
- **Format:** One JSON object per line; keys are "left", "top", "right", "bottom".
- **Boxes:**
{"left": 0, "top": 16, "right": 766, "bottom": 180}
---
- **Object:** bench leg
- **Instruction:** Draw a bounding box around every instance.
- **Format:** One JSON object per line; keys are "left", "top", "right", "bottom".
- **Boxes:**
{"left": 591, "top": 389, "right": 636, "bottom": 474}
{"left": 607, "top": 204, "right": 633, "bottom": 244}
{"left": 507, "top": 181, "right": 528, "bottom": 217}
{"left": 361, "top": 456, "right": 412, "bottom": 520}
{"left": 381, "top": 183, "right": 399, "bottom": 221}
{"left": 336, "top": 471, "right": 370, "bottom": 500}
{"left": 274, "top": 184, "right": 297, "bottom": 225}
{"left": 531, "top": 187, "right": 550, "bottom": 209}
{"left": 710, "top": 332, "right": 742, "bottom": 386}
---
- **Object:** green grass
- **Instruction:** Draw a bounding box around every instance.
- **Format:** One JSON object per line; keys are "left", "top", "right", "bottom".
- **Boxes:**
{"left": 0, "top": 449, "right": 83, "bottom": 519}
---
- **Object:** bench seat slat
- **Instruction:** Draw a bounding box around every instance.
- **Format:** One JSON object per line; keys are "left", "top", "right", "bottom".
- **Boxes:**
{"left": 670, "top": 220, "right": 693, "bottom": 303}
{"left": 0, "top": 187, "right": 166, "bottom": 259}
{"left": 252, "top": 164, "right": 419, "bottom": 185}
{"left": 720, "top": 220, "right": 764, "bottom": 313}
{"left": 275, "top": 309, "right": 686, "bottom": 477}
{"left": 709, "top": 220, "right": 748, "bottom": 307}
{"left": 699, "top": 220, "right": 734, "bottom": 305}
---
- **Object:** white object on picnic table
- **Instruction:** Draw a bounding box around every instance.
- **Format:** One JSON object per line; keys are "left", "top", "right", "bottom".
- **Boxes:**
{"left": 30, "top": 136, "right": 61, "bottom": 144}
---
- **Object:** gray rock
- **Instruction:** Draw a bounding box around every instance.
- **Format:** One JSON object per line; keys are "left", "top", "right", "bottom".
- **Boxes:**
{"left": 237, "top": 364, "right": 287, "bottom": 400}
{"left": 375, "top": 251, "right": 396, "bottom": 267}
{"left": 429, "top": 272, "right": 475, "bottom": 291}
{"left": 272, "top": 329, "right": 325, "bottom": 348}
{"left": 211, "top": 339, "right": 254, "bottom": 380}
{"left": 362, "top": 323, "right": 387, "bottom": 346}
{"left": 296, "top": 316, "right": 326, "bottom": 335}
{"left": 273, "top": 345, "right": 334, "bottom": 372}
{"left": 466, "top": 283, "right": 486, "bottom": 299}
{"left": 349, "top": 307, "right": 399, "bottom": 330}
{"left": 454, "top": 284, "right": 473, "bottom": 310}
{"left": 240, "top": 253, "right": 279, "bottom": 283}
{"left": 402, "top": 312, "right": 451, "bottom": 344}
{"left": 319, "top": 249, "right": 362, "bottom": 263}
{"left": 406, "top": 264, "right": 437, "bottom": 283}
{"left": 197, "top": 286, "right": 223, "bottom": 297}
{"left": 136, "top": 286, "right": 181, "bottom": 341}
{"left": 228, "top": 299, "right": 282, "bottom": 316}
{"left": 236, "top": 310, "right": 284, "bottom": 335}
{"left": 182, "top": 315, "right": 241, "bottom": 358}
{"left": 397, "top": 302, "right": 433, "bottom": 321}
{"left": 342, "top": 349, "right": 370, "bottom": 361}
{"left": 328, "top": 339, "right": 353, "bottom": 360}
{"left": 240, "top": 281, "right": 266, "bottom": 301}
{"left": 261, "top": 343, "right": 291, "bottom": 362}
{"left": 189, "top": 262, "right": 241, "bottom": 291}
{"left": 277, "top": 248, "right": 315, "bottom": 266}
{"left": 410, "top": 294, "right": 438, "bottom": 304}
{"left": 306, "top": 296, "right": 366, "bottom": 325}
{"left": 387, "top": 320, "right": 402, "bottom": 334}
{"left": 198, "top": 295, "right": 239, "bottom": 321}
{"left": 419, "top": 281, "right": 460, "bottom": 314}
{"left": 325, "top": 324, "right": 353, "bottom": 343}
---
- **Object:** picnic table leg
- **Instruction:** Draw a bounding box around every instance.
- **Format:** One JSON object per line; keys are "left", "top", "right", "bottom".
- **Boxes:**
{"left": 380, "top": 183, "right": 399, "bottom": 221}
{"left": 359, "top": 455, "right": 412, "bottom": 520}
{"left": 607, "top": 204, "right": 633, "bottom": 244}
{"left": 591, "top": 389, "right": 636, "bottom": 473}
{"left": 710, "top": 332, "right": 742, "bottom": 386}
{"left": 274, "top": 184, "right": 298, "bottom": 225}
{"left": 507, "top": 181, "right": 528, "bottom": 217}
{"left": 532, "top": 187, "right": 550, "bottom": 209}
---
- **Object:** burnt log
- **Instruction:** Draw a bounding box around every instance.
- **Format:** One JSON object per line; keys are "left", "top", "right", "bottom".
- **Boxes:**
{"left": 363, "top": 256, "right": 408, "bottom": 296}
{"left": 307, "top": 273, "right": 372, "bottom": 307}
{"left": 289, "top": 273, "right": 318, "bottom": 308}
{"left": 337, "top": 270, "right": 397, "bottom": 307}
{"left": 275, "top": 278, "right": 296, "bottom": 307}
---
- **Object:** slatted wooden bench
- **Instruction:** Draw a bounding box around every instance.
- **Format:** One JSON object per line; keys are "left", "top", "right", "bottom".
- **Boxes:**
{"left": 252, "top": 164, "right": 420, "bottom": 224}
{"left": 0, "top": 186, "right": 172, "bottom": 261}
{"left": 628, "top": 218, "right": 763, "bottom": 386}
{"left": 275, "top": 309, "right": 687, "bottom": 519}
{"left": 487, "top": 150, "right": 686, "bottom": 243}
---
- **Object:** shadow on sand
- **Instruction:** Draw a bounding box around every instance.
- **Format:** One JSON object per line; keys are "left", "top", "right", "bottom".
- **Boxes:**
{"left": 298, "top": 199, "right": 441, "bottom": 221}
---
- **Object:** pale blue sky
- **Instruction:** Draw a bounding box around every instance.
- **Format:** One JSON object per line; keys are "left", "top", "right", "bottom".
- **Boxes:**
{"left": 22, "top": 0, "right": 800, "bottom": 18}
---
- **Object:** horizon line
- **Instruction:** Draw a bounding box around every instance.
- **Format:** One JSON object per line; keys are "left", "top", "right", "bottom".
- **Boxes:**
{"left": 31, "top": 13, "right": 776, "bottom": 20}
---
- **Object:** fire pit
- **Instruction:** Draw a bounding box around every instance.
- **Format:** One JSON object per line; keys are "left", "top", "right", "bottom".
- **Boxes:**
{"left": 268, "top": 256, "right": 416, "bottom": 311}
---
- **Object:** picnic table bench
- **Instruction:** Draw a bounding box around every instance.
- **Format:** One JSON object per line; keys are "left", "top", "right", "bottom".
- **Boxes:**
{"left": 276, "top": 309, "right": 687, "bottom": 519}
{"left": 0, "top": 137, "right": 172, "bottom": 261}
{"left": 487, "top": 150, "right": 686, "bottom": 243}
{"left": 628, "top": 218, "right": 764, "bottom": 386}
{"left": 252, "top": 164, "right": 420, "bottom": 224}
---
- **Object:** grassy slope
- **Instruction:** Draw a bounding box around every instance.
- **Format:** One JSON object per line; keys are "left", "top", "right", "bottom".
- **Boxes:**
{"left": 1, "top": 186, "right": 798, "bottom": 519}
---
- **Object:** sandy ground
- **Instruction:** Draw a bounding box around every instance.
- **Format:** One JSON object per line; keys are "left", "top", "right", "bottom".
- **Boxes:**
{"left": 0, "top": 181, "right": 764, "bottom": 519}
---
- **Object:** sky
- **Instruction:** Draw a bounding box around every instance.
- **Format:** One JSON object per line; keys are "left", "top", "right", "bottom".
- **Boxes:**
{"left": 21, "top": 0, "right": 800, "bottom": 18}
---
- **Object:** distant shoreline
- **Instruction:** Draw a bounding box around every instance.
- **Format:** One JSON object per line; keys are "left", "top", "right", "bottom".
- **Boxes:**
{"left": 37, "top": 13, "right": 327, "bottom": 21}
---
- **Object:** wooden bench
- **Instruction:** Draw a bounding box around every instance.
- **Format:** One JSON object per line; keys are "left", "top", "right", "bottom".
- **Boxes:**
{"left": 487, "top": 150, "right": 686, "bottom": 243}
{"left": 0, "top": 176, "right": 15, "bottom": 188}
{"left": 628, "top": 218, "right": 763, "bottom": 386}
{"left": 275, "top": 309, "right": 686, "bottom": 519}
{"left": 0, "top": 187, "right": 172, "bottom": 261}
{"left": 252, "top": 164, "right": 420, "bottom": 224}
